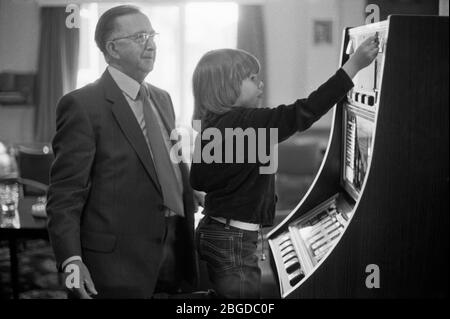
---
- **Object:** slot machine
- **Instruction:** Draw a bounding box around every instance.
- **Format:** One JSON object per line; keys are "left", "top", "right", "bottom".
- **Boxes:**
{"left": 267, "top": 15, "right": 449, "bottom": 298}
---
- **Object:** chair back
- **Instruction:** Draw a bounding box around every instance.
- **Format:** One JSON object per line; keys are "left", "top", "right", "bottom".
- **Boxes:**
{"left": 16, "top": 144, "right": 54, "bottom": 196}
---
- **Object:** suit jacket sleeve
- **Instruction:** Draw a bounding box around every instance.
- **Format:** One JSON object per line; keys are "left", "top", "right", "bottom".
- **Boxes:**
{"left": 46, "top": 93, "right": 96, "bottom": 269}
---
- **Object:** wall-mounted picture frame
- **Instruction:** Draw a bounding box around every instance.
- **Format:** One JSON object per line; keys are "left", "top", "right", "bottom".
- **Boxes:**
{"left": 313, "top": 20, "right": 333, "bottom": 44}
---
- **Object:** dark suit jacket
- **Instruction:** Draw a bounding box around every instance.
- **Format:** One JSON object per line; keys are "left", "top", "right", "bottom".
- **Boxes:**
{"left": 47, "top": 70, "right": 198, "bottom": 298}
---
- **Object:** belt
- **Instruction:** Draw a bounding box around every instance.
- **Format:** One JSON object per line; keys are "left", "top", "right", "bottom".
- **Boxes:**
{"left": 210, "top": 216, "right": 260, "bottom": 232}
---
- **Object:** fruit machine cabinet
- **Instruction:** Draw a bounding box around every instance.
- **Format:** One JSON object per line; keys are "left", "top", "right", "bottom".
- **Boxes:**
{"left": 267, "top": 15, "right": 449, "bottom": 298}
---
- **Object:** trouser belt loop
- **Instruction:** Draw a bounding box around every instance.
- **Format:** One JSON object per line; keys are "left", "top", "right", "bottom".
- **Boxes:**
{"left": 260, "top": 225, "right": 266, "bottom": 261}
{"left": 225, "top": 218, "right": 231, "bottom": 230}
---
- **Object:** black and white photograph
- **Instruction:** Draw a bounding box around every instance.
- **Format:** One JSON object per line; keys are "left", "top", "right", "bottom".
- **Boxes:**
{"left": 0, "top": 0, "right": 448, "bottom": 310}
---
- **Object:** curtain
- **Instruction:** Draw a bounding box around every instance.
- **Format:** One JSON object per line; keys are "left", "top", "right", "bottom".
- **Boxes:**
{"left": 237, "top": 5, "right": 267, "bottom": 108}
{"left": 35, "top": 7, "right": 79, "bottom": 143}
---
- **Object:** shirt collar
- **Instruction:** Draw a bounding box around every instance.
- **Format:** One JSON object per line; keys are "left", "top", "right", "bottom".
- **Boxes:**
{"left": 107, "top": 66, "right": 142, "bottom": 100}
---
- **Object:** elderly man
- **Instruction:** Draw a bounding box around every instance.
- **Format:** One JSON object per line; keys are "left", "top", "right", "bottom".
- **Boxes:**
{"left": 47, "top": 5, "right": 199, "bottom": 298}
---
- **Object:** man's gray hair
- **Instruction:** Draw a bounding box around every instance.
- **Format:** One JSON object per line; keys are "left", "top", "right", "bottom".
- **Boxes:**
{"left": 94, "top": 5, "right": 143, "bottom": 56}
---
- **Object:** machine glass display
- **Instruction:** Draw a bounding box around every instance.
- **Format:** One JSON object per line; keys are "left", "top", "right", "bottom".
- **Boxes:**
{"left": 343, "top": 107, "right": 375, "bottom": 200}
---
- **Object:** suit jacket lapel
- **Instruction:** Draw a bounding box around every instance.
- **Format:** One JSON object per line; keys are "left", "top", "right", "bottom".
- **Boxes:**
{"left": 100, "top": 71, "right": 162, "bottom": 195}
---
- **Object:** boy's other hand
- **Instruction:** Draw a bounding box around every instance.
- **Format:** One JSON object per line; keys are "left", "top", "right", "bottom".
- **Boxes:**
{"left": 193, "top": 190, "right": 205, "bottom": 211}
{"left": 342, "top": 34, "right": 379, "bottom": 79}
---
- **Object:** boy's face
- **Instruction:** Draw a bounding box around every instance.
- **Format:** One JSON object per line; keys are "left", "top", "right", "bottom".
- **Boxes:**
{"left": 234, "top": 73, "right": 264, "bottom": 108}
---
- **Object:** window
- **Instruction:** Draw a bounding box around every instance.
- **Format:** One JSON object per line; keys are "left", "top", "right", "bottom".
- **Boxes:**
{"left": 77, "top": 2, "right": 238, "bottom": 127}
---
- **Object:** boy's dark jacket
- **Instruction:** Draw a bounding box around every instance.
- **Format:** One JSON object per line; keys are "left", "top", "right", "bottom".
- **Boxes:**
{"left": 190, "top": 69, "right": 354, "bottom": 226}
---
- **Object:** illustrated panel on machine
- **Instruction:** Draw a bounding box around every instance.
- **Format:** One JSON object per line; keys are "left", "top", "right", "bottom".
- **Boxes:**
{"left": 343, "top": 107, "right": 375, "bottom": 201}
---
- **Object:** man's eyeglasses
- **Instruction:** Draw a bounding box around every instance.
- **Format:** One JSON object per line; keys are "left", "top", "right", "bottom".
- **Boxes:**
{"left": 110, "top": 32, "right": 159, "bottom": 45}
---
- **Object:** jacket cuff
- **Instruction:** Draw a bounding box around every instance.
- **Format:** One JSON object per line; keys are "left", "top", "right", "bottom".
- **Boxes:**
{"left": 61, "top": 255, "right": 83, "bottom": 271}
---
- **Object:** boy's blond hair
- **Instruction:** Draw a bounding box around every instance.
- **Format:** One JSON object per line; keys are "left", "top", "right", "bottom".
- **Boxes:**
{"left": 192, "top": 48, "right": 260, "bottom": 122}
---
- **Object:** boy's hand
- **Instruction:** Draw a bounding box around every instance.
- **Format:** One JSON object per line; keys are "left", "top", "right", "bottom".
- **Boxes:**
{"left": 342, "top": 34, "right": 379, "bottom": 79}
{"left": 193, "top": 190, "right": 205, "bottom": 211}
{"left": 352, "top": 35, "right": 380, "bottom": 69}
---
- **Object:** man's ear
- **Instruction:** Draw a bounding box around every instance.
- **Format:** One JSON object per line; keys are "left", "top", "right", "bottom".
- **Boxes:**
{"left": 105, "top": 41, "right": 120, "bottom": 60}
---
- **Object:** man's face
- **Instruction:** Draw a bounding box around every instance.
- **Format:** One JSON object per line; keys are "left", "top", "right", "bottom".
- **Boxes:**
{"left": 109, "top": 13, "right": 156, "bottom": 82}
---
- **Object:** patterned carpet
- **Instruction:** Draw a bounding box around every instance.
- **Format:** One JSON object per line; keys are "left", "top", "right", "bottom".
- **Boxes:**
{"left": 0, "top": 239, "right": 66, "bottom": 299}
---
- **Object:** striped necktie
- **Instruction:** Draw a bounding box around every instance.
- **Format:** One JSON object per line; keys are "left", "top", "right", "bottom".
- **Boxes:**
{"left": 139, "top": 85, "right": 184, "bottom": 217}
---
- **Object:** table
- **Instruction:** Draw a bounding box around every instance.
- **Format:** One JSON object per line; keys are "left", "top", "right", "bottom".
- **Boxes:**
{"left": 0, "top": 197, "right": 48, "bottom": 299}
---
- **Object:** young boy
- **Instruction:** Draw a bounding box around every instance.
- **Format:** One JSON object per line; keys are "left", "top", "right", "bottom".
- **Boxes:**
{"left": 190, "top": 36, "right": 379, "bottom": 298}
